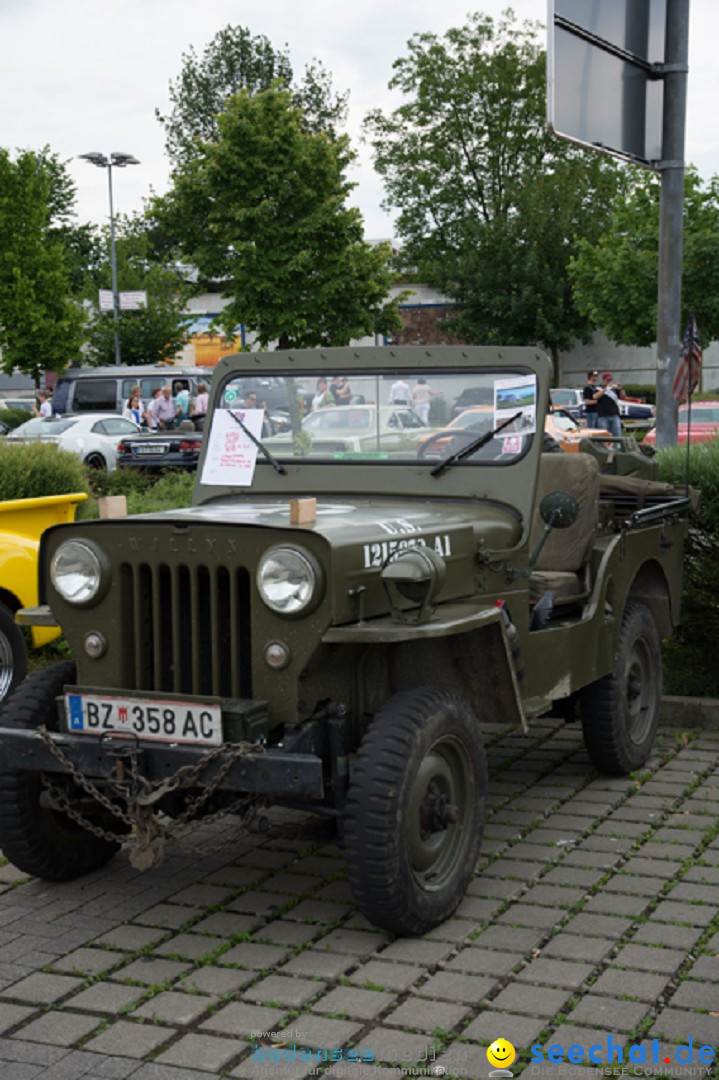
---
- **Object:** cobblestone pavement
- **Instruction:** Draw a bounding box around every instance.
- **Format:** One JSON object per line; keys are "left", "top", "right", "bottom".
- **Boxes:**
{"left": 0, "top": 719, "right": 717, "bottom": 1080}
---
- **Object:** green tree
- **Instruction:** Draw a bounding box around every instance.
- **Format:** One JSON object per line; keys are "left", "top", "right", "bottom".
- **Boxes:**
{"left": 82, "top": 216, "right": 192, "bottom": 366}
{"left": 569, "top": 168, "right": 719, "bottom": 347}
{"left": 0, "top": 148, "right": 85, "bottom": 381}
{"left": 153, "top": 88, "right": 399, "bottom": 349}
{"left": 157, "top": 25, "right": 347, "bottom": 166}
{"left": 365, "top": 11, "right": 621, "bottom": 363}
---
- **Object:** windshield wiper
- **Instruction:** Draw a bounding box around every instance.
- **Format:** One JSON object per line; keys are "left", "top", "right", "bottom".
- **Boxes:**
{"left": 227, "top": 410, "right": 287, "bottom": 475}
{"left": 430, "top": 411, "right": 523, "bottom": 477}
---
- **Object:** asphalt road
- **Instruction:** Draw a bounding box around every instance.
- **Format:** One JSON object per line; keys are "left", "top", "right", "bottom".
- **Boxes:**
{"left": 0, "top": 717, "right": 717, "bottom": 1080}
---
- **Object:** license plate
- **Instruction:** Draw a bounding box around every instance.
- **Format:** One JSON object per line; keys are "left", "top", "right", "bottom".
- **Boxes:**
{"left": 134, "top": 443, "right": 168, "bottom": 455}
{"left": 65, "top": 692, "right": 223, "bottom": 747}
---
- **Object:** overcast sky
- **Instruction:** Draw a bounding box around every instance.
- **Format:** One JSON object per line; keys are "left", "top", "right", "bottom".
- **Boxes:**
{"left": 3, "top": 0, "right": 718, "bottom": 238}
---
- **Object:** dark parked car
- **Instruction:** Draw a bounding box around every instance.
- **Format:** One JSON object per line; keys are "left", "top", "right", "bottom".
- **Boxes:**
{"left": 450, "top": 385, "right": 493, "bottom": 418}
{"left": 117, "top": 427, "right": 203, "bottom": 470}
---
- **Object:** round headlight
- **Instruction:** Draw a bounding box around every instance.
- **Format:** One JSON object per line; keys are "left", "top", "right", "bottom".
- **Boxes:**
{"left": 50, "top": 541, "right": 104, "bottom": 606}
{"left": 257, "top": 546, "right": 320, "bottom": 616}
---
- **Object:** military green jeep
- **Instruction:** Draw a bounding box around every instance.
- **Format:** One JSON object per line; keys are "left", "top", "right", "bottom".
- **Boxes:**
{"left": 0, "top": 347, "right": 691, "bottom": 935}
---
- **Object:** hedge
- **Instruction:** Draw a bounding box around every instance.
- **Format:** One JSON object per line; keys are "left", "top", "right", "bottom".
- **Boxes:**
{"left": 0, "top": 442, "right": 89, "bottom": 502}
{"left": 658, "top": 441, "right": 719, "bottom": 696}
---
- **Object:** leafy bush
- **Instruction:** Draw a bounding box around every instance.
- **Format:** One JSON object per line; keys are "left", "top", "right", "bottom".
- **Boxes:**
{"left": 88, "top": 467, "right": 156, "bottom": 500}
{"left": 0, "top": 442, "right": 89, "bottom": 501}
{"left": 658, "top": 442, "right": 719, "bottom": 696}
{"left": 622, "top": 384, "right": 655, "bottom": 404}
{"left": 0, "top": 407, "right": 35, "bottom": 430}
{"left": 125, "top": 471, "right": 195, "bottom": 515}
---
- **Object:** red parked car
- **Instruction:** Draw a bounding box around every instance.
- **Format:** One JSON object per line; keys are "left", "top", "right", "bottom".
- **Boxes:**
{"left": 643, "top": 401, "right": 719, "bottom": 446}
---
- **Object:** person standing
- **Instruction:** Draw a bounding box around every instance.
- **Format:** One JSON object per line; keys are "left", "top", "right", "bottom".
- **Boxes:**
{"left": 152, "top": 385, "right": 177, "bottom": 431}
{"left": 174, "top": 382, "right": 191, "bottom": 424}
{"left": 122, "top": 392, "right": 143, "bottom": 426}
{"left": 33, "top": 390, "right": 52, "bottom": 418}
{"left": 389, "top": 377, "right": 411, "bottom": 405}
{"left": 583, "top": 370, "right": 599, "bottom": 428}
{"left": 594, "top": 371, "right": 625, "bottom": 438}
{"left": 145, "top": 388, "right": 162, "bottom": 430}
{"left": 193, "top": 381, "right": 209, "bottom": 431}
{"left": 411, "top": 377, "right": 439, "bottom": 425}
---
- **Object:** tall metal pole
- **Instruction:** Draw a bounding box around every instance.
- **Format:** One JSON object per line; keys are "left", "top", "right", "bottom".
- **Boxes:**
{"left": 107, "top": 162, "right": 122, "bottom": 366}
{"left": 655, "top": 0, "right": 689, "bottom": 448}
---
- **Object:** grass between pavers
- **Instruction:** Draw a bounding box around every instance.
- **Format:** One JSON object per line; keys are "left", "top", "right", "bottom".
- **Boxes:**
{"left": 1, "top": 722, "right": 717, "bottom": 1078}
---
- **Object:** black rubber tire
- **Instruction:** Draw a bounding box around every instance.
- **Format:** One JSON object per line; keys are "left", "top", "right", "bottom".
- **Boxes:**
{"left": 84, "top": 452, "right": 107, "bottom": 470}
{"left": 0, "top": 661, "right": 121, "bottom": 880}
{"left": 344, "top": 687, "right": 487, "bottom": 935}
{"left": 0, "top": 601, "right": 27, "bottom": 704}
{"left": 580, "top": 602, "right": 662, "bottom": 775}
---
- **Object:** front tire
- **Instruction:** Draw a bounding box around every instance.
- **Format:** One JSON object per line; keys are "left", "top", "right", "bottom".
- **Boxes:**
{"left": 580, "top": 602, "right": 662, "bottom": 775}
{"left": 0, "top": 601, "right": 27, "bottom": 704}
{"left": 84, "top": 452, "right": 107, "bottom": 470}
{"left": 344, "top": 687, "right": 487, "bottom": 936}
{"left": 0, "top": 661, "right": 121, "bottom": 880}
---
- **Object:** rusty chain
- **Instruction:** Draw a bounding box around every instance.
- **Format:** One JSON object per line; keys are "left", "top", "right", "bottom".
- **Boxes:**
{"left": 36, "top": 726, "right": 267, "bottom": 868}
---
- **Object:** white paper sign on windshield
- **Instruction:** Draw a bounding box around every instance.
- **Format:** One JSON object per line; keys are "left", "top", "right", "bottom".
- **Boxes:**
{"left": 493, "top": 375, "right": 537, "bottom": 435}
{"left": 200, "top": 409, "right": 265, "bottom": 486}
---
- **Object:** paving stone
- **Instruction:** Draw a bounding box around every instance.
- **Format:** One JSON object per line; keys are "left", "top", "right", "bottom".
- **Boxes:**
{"left": 566, "top": 993, "right": 650, "bottom": 1033}
{"left": 285, "top": 1013, "right": 362, "bottom": 1051}
{"left": 169, "top": 883, "right": 235, "bottom": 907}
{"left": 582, "top": 892, "right": 649, "bottom": 917}
{"left": 461, "top": 1010, "right": 546, "bottom": 1045}
{"left": 563, "top": 849, "right": 625, "bottom": 869}
{"left": 199, "top": 1001, "right": 286, "bottom": 1038}
{"left": 50, "top": 947, "right": 125, "bottom": 976}
{"left": 15, "top": 1010, "right": 102, "bottom": 1047}
{"left": 2, "top": 972, "right": 83, "bottom": 1004}
{"left": 470, "top": 925, "right": 545, "bottom": 954}
{"left": 65, "top": 982, "right": 146, "bottom": 1013}
{"left": 191, "top": 912, "right": 263, "bottom": 937}
{"left": 562, "top": 913, "right": 633, "bottom": 940}
{"left": 650, "top": 900, "right": 718, "bottom": 926}
{"left": 313, "top": 985, "right": 395, "bottom": 1021}
{"left": 686, "top": 956, "right": 719, "bottom": 981}
{"left": 542, "top": 866, "right": 606, "bottom": 888}
{"left": 519, "top": 884, "right": 586, "bottom": 909}
{"left": 279, "top": 951, "right": 355, "bottom": 980}
{"left": 205, "top": 865, "right": 269, "bottom": 889}
{"left": 220, "top": 942, "right": 291, "bottom": 969}
{"left": 134, "top": 989, "right": 215, "bottom": 1025}
{"left": 668, "top": 979, "right": 719, "bottom": 1010}
{"left": 631, "top": 923, "right": 704, "bottom": 949}
{"left": 605, "top": 874, "right": 668, "bottom": 896}
{"left": 355, "top": 1026, "right": 437, "bottom": 1065}
{"left": 281, "top": 899, "right": 351, "bottom": 925}
{"left": 111, "top": 956, "right": 190, "bottom": 985}
{"left": 83, "top": 1018, "right": 176, "bottom": 1057}
{"left": 0, "top": 1002, "right": 37, "bottom": 1034}
{"left": 652, "top": 1007, "right": 719, "bottom": 1045}
{"left": 228, "top": 891, "right": 290, "bottom": 916}
{"left": 612, "top": 943, "right": 686, "bottom": 975}
{"left": 243, "top": 975, "right": 321, "bottom": 1008}
{"left": 591, "top": 967, "right": 670, "bottom": 1001}
{"left": 382, "top": 994, "right": 469, "bottom": 1033}
{"left": 347, "top": 960, "right": 422, "bottom": 993}
{"left": 315, "top": 929, "right": 387, "bottom": 957}
{"left": 483, "top": 859, "right": 546, "bottom": 881}
{"left": 240, "top": 849, "right": 297, "bottom": 870}
{"left": 465, "top": 877, "right": 524, "bottom": 900}
{"left": 516, "top": 957, "right": 595, "bottom": 989}
{"left": 156, "top": 1032, "right": 246, "bottom": 1071}
{"left": 443, "top": 947, "right": 519, "bottom": 978}
{"left": 540, "top": 934, "right": 614, "bottom": 963}
{"left": 230, "top": 1051, "right": 316, "bottom": 1079}
{"left": 683, "top": 865, "right": 719, "bottom": 885}
{"left": 315, "top": 880, "right": 354, "bottom": 904}
{"left": 94, "top": 925, "right": 167, "bottom": 951}
{"left": 259, "top": 873, "right": 318, "bottom": 896}
{"left": 496, "top": 904, "right": 562, "bottom": 929}
{"left": 489, "top": 981, "right": 571, "bottom": 1018}
{"left": 131, "top": 903, "right": 193, "bottom": 931}
{"left": 415, "top": 970, "right": 497, "bottom": 1003}
{"left": 376, "top": 938, "right": 451, "bottom": 964}
{"left": 651, "top": 828, "right": 706, "bottom": 847}
{"left": 154, "top": 932, "right": 221, "bottom": 960}
{"left": 253, "top": 921, "right": 319, "bottom": 947}
{"left": 180, "top": 966, "right": 256, "bottom": 995}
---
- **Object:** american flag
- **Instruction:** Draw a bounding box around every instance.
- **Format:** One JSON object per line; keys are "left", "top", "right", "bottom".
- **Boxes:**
{"left": 672, "top": 312, "right": 702, "bottom": 402}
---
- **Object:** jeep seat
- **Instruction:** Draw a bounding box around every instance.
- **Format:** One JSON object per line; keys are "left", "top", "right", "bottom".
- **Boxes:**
{"left": 529, "top": 452, "right": 600, "bottom": 603}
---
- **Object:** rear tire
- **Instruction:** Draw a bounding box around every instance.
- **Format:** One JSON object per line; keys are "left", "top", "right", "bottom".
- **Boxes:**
{"left": 0, "top": 661, "right": 121, "bottom": 880}
{"left": 344, "top": 687, "right": 486, "bottom": 935}
{"left": 0, "top": 602, "right": 27, "bottom": 704}
{"left": 84, "top": 452, "right": 107, "bottom": 470}
{"left": 580, "top": 602, "right": 661, "bottom": 775}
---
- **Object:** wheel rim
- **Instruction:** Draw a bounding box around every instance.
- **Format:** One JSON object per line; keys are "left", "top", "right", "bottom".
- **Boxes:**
{"left": 406, "top": 734, "right": 475, "bottom": 892}
{"left": 0, "top": 631, "right": 13, "bottom": 698}
{"left": 86, "top": 454, "right": 105, "bottom": 469}
{"left": 624, "top": 635, "right": 655, "bottom": 746}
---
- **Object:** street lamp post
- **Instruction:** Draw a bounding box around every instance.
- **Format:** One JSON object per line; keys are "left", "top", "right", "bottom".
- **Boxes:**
{"left": 78, "top": 152, "right": 140, "bottom": 365}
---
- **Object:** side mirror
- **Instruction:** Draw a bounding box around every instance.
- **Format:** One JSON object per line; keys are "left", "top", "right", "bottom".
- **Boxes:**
{"left": 540, "top": 491, "right": 580, "bottom": 529}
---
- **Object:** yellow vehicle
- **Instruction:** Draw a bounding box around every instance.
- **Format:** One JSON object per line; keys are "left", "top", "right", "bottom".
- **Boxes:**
{"left": 0, "top": 494, "right": 87, "bottom": 701}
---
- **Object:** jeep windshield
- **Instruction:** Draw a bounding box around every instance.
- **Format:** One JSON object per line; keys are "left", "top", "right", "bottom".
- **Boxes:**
{"left": 207, "top": 369, "right": 537, "bottom": 469}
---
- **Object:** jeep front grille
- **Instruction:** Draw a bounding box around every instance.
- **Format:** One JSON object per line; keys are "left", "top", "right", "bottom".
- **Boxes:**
{"left": 120, "top": 562, "right": 252, "bottom": 698}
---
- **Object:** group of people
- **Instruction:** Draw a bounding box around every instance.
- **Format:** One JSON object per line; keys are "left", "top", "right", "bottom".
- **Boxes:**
{"left": 311, "top": 376, "right": 352, "bottom": 410}
{"left": 122, "top": 381, "right": 209, "bottom": 432}
{"left": 583, "top": 370, "right": 626, "bottom": 437}
{"left": 389, "top": 376, "right": 440, "bottom": 425}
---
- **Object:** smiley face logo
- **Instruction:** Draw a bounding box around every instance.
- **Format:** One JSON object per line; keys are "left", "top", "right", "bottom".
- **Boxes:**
{"left": 487, "top": 1039, "right": 516, "bottom": 1072}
